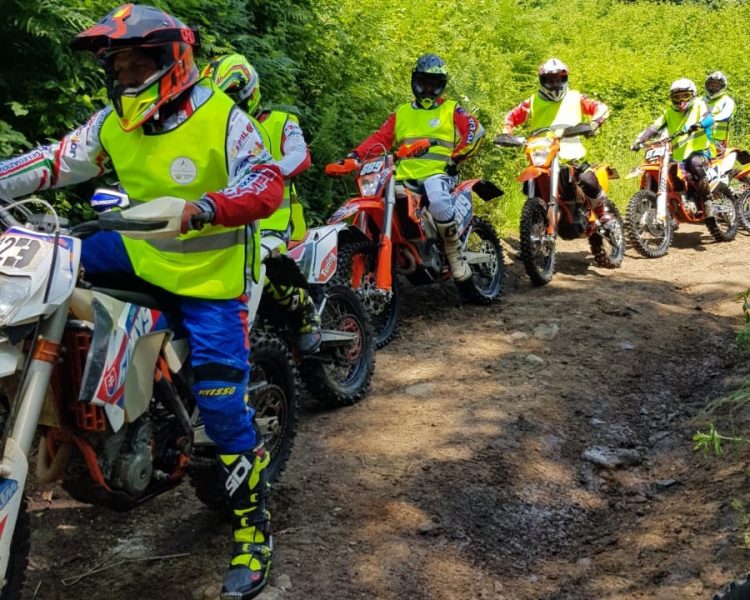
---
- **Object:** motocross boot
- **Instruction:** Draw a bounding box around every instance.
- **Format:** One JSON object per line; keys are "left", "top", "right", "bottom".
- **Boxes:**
{"left": 435, "top": 219, "right": 472, "bottom": 281}
{"left": 264, "top": 280, "right": 321, "bottom": 354}
{"left": 696, "top": 178, "right": 714, "bottom": 216}
{"left": 591, "top": 193, "right": 615, "bottom": 229}
{"left": 219, "top": 446, "right": 273, "bottom": 600}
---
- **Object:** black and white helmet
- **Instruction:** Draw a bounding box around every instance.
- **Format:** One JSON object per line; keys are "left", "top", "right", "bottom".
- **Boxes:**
{"left": 705, "top": 71, "right": 728, "bottom": 99}
{"left": 538, "top": 58, "right": 569, "bottom": 102}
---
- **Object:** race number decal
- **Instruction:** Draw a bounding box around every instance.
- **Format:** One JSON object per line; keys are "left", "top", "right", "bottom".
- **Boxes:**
{"left": 0, "top": 235, "right": 44, "bottom": 271}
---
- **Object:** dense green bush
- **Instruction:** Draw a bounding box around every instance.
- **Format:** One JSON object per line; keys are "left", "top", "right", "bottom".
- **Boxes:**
{"left": 2, "top": 0, "right": 749, "bottom": 231}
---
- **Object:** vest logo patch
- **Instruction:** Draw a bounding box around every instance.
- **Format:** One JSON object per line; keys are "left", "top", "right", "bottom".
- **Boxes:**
{"left": 429, "top": 118, "right": 441, "bottom": 128}
{"left": 170, "top": 157, "right": 197, "bottom": 185}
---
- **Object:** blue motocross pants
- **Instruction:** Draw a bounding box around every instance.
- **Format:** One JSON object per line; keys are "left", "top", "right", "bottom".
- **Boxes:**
{"left": 81, "top": 231, "right": 258, "bottom": 453}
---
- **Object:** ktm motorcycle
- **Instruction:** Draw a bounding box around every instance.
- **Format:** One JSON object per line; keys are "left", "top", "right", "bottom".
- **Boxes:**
{"left": 725, "top": 151, "right": 750, "bottom": 232}
{"left": 324, "top": 140, "right": 505, "bottom": 348}
{"left": 625, "top": 129, "right": 739, "bottom": 258}
{"left": 0, "top": 192, "right": 299, "bottom": 599}
{"left": 494, "top": 122, "right": 625, "bottom": 286}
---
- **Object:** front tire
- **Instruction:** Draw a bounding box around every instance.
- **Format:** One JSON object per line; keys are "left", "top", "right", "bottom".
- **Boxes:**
{"left": 706, "top": 182, "right": 738, "bottom": 242}
{"left": 590, "top": 199, "right": 625, "bottom": 268}
{"left": 519, "top": 196, "right": 556, "bottom": 286}
{"left": 334, "top": 240, "right": 400, "bottom": 349}
{"left": 0, "top": 500, "right": 29, "bottom": 600}
{"left": 457, "top": 217, "right": 505, "bottom": 303}
{"left": 301, "top": 285, "right": 375, "bottom": 408}
{"left": 737, "top": 188, "right": 750, "bottom": 232}
{"left": 189, "top": 331, "right": 299, "bottom": 510}
{"left": 625, "top": 189, "right": 673, "bottom": 258}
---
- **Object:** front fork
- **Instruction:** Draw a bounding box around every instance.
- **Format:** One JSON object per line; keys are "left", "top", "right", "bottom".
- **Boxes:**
{"left": 0, "top": 302, "right": 70, "bottom": 583}
{"left": 374, "top": 177, "right": 395, "bottom": 291}
{"left": 541, "top": 157, "right": 561, "bottom": 238}
{"left": 656, "top": 151, "right": 671, "bottom": 221}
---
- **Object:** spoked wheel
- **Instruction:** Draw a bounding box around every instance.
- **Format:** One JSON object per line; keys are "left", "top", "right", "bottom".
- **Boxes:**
{"left": 590, "top": 199, "right": 625, "bottom": 268}
{"left": 706, "top": 183, "right": 739, "bottom": 242}
{"left": 457, "top": 217, "right": 505, "bottom": 304}
{"left": 301, "top": 284, "right": 375, "bottom": 407}
{"left": 625, "top": 189, "right": 673, "bottom": 258}
{"left": 334, "top": 240, "right": 399, "bottom": 349}
{"left": 189, "top": 331, "right": 299, "bottom": 510}
{"left": 247, "top": 331, "right": 299, "bottom": 483}
{"left": 737, "top": 188, "right": 750, "bottom": 232}
{"left": 519, "top": 196, "right": 556, "bottom": 286}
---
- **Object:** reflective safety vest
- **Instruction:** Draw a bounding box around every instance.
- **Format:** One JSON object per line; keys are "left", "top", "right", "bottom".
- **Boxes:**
{"left": 705, "top": 93, "right": 733, "bottom": 142}
{"left": 664, "top": 99, "right": 712, "bottom": 161}
{"left": 100, "top": 80, "right": 256, "bottom": 299}
{"left": 529, "top": 91, "right": 584, "bottom": 161}
{"left": 256, "top": 110, "right": 307, "bottom": 241}
{"left": 393, "top": 100, "right": 456, "bottom": 181}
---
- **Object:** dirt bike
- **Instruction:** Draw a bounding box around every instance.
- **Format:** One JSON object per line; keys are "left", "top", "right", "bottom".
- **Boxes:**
{"left": 494, "top": 122, "right": 625, "bottom": 286}
{"left": 726, "top": 153, "right": 750, "bottom": 232}
{"left": 0, "top": 191, "right": 299, "bottom": 599}
{"left": 261, "top": 226, "right": 376, "bottom": 407}
{"left": 324, "top": 140, "right": 505, "bottom": 348}
{"left": 625, "top": 129, "right": 739, "bottom": 258}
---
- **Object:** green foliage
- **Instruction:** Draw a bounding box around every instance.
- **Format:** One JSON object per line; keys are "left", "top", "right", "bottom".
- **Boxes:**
{"left": 2, "top": 0, "right": 750, "bottom": 231}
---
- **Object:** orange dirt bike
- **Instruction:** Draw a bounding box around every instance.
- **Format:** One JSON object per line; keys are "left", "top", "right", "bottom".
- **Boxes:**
{"left": 727, "top": 153, "right": 750, "bottom": 232}
{"left": 494, "top": 122, "right": 625, "bottom": 286}
{"left": 324, "top": 140, "right": 505, "bottom": 348}
{"left": 625, "top": 129, "right": 739, "bottom": 258}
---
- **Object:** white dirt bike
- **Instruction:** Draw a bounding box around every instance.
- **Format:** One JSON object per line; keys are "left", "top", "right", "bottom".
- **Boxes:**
{"left": 0, "top": 191, "right": 299, "bottom": 598}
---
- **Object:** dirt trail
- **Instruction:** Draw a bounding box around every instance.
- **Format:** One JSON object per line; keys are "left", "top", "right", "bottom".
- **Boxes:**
{"left": 22, "top": 225, "right": 750, "bottom": 600}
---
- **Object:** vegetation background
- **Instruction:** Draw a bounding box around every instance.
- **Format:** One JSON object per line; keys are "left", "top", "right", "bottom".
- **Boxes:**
{"left": 2, "top": 0, "right": 749, "bottom": 231}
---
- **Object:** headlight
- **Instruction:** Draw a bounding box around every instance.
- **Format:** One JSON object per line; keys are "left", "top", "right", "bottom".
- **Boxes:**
{"left": 0, "top": 275, "right": 32, "bottom": 327}
{"left": 358, "top": 174, "right": 382, "bottom": 197}
{"left": 530, "top": 149, "right": 551, "bottom": 167}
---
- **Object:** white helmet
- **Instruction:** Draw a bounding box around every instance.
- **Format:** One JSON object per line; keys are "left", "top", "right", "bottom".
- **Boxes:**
{"left": 538, "top": 58, "right": 569, "bottom": 102}
{"left": 669, "top": 78, "right": 697, "bottom": 112}
{"left": 705, "top": 71, "right": 728, "bottom": 99}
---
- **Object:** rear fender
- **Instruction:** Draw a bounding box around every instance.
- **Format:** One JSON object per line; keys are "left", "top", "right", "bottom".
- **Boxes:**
{"left": 288, "top": 223, "right": 349, "bottom": 284}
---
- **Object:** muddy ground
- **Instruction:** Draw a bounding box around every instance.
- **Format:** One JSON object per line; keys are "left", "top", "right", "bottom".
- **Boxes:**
{"left": 21, "top": 224, "right": 750, "bottom": 600}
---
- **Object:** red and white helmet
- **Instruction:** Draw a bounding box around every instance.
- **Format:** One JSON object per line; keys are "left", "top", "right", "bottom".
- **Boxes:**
{"left": 538, "top": 58, "right": 569, "bottom": 101}
{"left": 669, "top": 78, "right": 697, "bottom": 112}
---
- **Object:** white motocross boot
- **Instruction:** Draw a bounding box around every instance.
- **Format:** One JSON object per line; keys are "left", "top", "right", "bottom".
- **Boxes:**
{"left": 435, "top": 219, "right": 472, "bottom": 281}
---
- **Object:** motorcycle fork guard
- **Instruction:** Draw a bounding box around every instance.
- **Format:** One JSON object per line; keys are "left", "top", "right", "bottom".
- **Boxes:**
{"left": 376, "top": 236, "right": 393, "bottom": 291}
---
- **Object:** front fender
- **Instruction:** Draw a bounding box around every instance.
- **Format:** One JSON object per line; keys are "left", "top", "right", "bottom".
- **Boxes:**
{"left": 327, "top": 197, "right": 386, "bottom": 226}
{"left": 518, "top": 167, "right": 548, "bottom": 182}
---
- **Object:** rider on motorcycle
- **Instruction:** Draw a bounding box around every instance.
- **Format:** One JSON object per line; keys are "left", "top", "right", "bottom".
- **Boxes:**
{"left": 502, "top": 58, "right": 613, "bottom": 225}
{"left": 0, "top": 6, "right": 281, "bottom": 599}
{"left": 632, "top": 78, "right": 715, "bottom": 204}
{"left": 347, "top": 53, "right": 485, "bottom": 281}
{"left": 703, "top": 71, "right": 735, "bottom": 156}
{"left": 203, "top": 53, "right": 321, "bottom": 353}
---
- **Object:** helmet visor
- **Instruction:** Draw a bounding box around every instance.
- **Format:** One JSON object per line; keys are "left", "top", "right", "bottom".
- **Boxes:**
{"left": 541, "top": 74, "right": 567, "bottom": 93}
{"left": 412, "top": 73, "right": 446, "bottom": 99}
{"left": 706, "top": 79, "right": 724, "bottom": 94}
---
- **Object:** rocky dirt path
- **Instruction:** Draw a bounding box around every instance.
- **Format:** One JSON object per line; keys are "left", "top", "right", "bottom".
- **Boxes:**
{"left": 22, "top": 224, "right": 750, "bottom": 600}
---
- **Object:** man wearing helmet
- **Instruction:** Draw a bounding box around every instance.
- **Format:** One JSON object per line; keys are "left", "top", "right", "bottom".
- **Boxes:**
{"left": 502, "top": 58, "right": 613, "bottom": 225}
{"left": 632, "top": 78, "right": 715, "bottom": 204}
{"left": 203, "top": 54, "right": 321, "bottom": 354}
{"left": 703, "top": 71, "right": 735, "bottom": 155}
{"left": 347, "top": 53, "right": 485, "bottom": 281}
{"left": 0, "top": 5, "right": 281, "bottom": 599}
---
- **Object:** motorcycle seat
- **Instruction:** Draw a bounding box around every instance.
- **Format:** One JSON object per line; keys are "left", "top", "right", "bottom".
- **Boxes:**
{"left": 83, "top": 274, "right": 182, "bottom": 312}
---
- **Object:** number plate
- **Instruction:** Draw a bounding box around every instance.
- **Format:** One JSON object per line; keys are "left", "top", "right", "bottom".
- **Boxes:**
{"left": 645, "top": 146, "right": 666, "bottom": 161}
{"left": 360, "top": 159, "right": 384, "bottom": 175}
